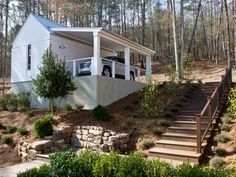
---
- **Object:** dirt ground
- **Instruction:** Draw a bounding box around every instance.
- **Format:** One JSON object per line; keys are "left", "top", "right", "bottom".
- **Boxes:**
{"left": 0, "top": 59, "right": 234, "bottom": 167}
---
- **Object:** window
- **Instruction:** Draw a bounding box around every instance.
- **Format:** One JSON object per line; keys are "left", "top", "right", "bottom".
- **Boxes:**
{"left": 27, "top": 44, "right": 31, "bottom": 70}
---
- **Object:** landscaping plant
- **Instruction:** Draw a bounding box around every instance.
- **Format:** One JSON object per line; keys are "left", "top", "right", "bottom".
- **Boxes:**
{"left": 5, "top": 93, "right": 18, "bottom": 112}
{"left": 209, "top": 157, "right": 225, "bottom": 169}
{"left": 91, "top": 105, "right": 109, "bottom": 121}
{"left": 138, "top": 139, "right": 154, "bottom": 150}
{"left": 17, "top": 128, "right": 28, "bottom": 136}
{"left": 212, "top": 147, "right": 227, "bottom": 156}
{"left": 214, "top": 134, "right": 230, "bottom": 143}
{"left": 17, "top": 92, "right": 30, "bottom": 112}
{"left": 2, "top": 135, "right": 13, "bottom": 144}
{"left": 33, "top": 48, "right": 76, "bottom": 113}
{"left": 33, "top": 114, "right": 53, "bottom": 138}
{"left": 7, "top": 125, "right": 17, "bottom": 133}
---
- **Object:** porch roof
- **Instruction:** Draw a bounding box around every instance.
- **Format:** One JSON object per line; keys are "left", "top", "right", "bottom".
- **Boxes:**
{"left": 51, "top": 27, "right": 155, "bottom": 56}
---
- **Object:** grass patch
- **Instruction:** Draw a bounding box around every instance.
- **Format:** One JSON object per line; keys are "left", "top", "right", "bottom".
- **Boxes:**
{"left": 209, "top": 157, "right": 225, "bottom": 169}
{"left": 221, "top": 123, "right": 231, "bottom": 132}
{"left": 7, "top": 125, "right": 17, "bottom": 133}
{"left": 158, "top": 119, "right": 171, "bottom": 127}
{"left": 17, "top": 128, "right": 28, "bottom": 136}
{"left": 2, "top": 135, "right": 13, "bottom": 144}
{"left": 152, "top": 127, "right": 163, "bottom": 136}
{"left": 138, "top": 139, "right": 154, "bottom": 150}
{"left": 214, "top": 134, "right": 230, "bottom": 143}
{"left": 212, "top": 147, "right": 227, "bottom": 156}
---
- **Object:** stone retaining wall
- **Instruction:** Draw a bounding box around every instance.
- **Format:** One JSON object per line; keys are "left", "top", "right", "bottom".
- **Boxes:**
{"left": 71, "top": 126, "right": 129, "bottom": 153}
{"left": 18, "top": 125, "right": 73, "bottom": 162}
{"left": 18, "top": 125, "right": 130, "bottom": 162}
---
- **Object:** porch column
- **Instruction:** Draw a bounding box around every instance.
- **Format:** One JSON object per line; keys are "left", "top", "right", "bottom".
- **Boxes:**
{"left": 93, "top": 32, "right": 101, "bottom": 75}
{"left": 125, "top": 47, "right": 130, "bottom": 80}
{"left": 146, "top": 55, "right": 152, "bottom": 84}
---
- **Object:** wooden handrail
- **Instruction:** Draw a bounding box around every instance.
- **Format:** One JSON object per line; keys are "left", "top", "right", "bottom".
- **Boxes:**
{"left": 196, "top": 66, "right": 232, "bottom": 153}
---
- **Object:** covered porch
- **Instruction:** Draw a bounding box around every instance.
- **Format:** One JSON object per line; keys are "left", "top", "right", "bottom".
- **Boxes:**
{"left": 51, "top": 27, "right": 154, "bottom": 83}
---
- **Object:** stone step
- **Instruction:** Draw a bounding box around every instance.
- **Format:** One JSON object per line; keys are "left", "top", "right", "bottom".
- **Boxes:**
{"left": 36, "top": 154, "right": 51, "bottom": 163}
{"left": 149, "top": 147, "right": 201, "bottom": 163}
{"left": 156, "top": 139, "right": 207, "bottom": 152}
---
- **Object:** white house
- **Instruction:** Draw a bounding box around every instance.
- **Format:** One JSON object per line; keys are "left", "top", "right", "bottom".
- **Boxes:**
{"left": 11, "top": 14, "right": 154, "bottom": 109}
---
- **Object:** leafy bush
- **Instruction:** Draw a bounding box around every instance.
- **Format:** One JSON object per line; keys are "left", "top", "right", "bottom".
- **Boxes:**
{"left": 170, "top": 107, "right": 179, "bottom": 113}
{"left": 158, "top": 119, "right": 170, "bottom": 127}
{"left": 2, "top": 135, "right": 13, "bottom": 144}
{"left": 91, "top": 105, "right": 109, "bottom": 121}
{"left": 139, "top": 84, "right": 164, "bottom": 118}
{"left": 138, "top": 139, "right": 154, "bottom": 150}
{"left": 75, "top": 103, "right": 84, "bottom": 112}
{"left": 26, "top": 109, "right": 35, "bottom": 118}
{"left": 5, "top": 93, "right": 18, "bottom": 112}
{"left": 117, "top": 152, "right": 146, "bottom": 177}
{"left": 17, "top": 92, "right": 30, "bottom": 112}
{"left": 175, "top": 102, "right": 184, "bottom": 108}
{"left": 0, "top": 95, "right": 7, "bottom": 111}
{"left": 76, "top": 150, "right": 100, "bottom": 177}
{"left": 146, "top": 158, "right": 175, "bottom": 177}
{"left": 152, "top": 127, "right": 163, "bottom": 136}
{"left": 214, "top": 134, "right": 230, "bottom": 143}
{"left": 93, "top": 152, "right": 121, "bottom": 177}
{"left": 50, "top": 149, "right": 79, "bottom": 177}
{"left": 209, "top": 157, "right": 225, "bottom": 169}
{"left": 166, "top": 62, "right": 176, "bottom": 81}
{"left": 164, "top": 81, "right": 180, "bottom": 94}
{"left": 164, "top": 112, "right": 173, "bottom": 119}
{"left": 33, "top": 114, "right": 53, "bottom": 138}
{"left": 7, "top": 125, "right": 17, "bottom": 133}
{"left": 221, "top": 123, "right": 231, "bottom": 132}
{"left": 212, "top": 147, "right": 227, "bottom": 156}
{"left": 17, "top": 165, "right": 51, "bottom": 177}
{"left": 228, "top": 87, "right": 236, "bottom": 118}
{"left": 64, "top": 103, "right": 73, "bottom": 111}
{"left": 222, "top": 113, "right": 233, "bottom": 124}
{"left": 17, "top": 128, "right": 28, "bottom": 136}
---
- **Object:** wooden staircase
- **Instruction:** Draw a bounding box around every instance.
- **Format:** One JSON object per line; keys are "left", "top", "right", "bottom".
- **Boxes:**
{"left": 149, "top": 76, "right": 231, "bottom": 164}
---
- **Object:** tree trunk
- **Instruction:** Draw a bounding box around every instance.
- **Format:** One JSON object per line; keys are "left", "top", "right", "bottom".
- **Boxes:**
{"left": 179, "top": 0, "right": 184, "bottom": 78}
{"left": 224, "top": 0, "right": 231, "bottom": 66}
{"left": 170, "top": 0, "right": 180, "bottom": 80}
{"left": 48, "top": 98, "right": 54, "bottom": 114}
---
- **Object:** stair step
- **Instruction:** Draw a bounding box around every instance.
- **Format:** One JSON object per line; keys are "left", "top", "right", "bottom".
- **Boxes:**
{"left": 36, "top": 153, "right": 52, "bottom": 163}
{"left": 168, "top": 126, "right": 211, "bottom": 134}
{"left": 156, "top": 139, "right": 207, "bottom": 151}
{"left": 149, "top": 147, "right": 201, "bottom": 162}
{"left": 162, "top": 132, "right": 210, "bottom": 142}
{"left": 173, "top": 120, "right": 209, "bottom": 127}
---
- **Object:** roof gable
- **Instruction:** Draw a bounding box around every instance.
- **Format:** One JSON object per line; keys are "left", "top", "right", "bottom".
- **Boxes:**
{"left": 32, "top": 15, "right": 64, "bottom": 32}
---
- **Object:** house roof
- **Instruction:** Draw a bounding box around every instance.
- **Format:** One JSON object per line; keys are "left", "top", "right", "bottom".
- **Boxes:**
{"left": 31, "top": 15, "right": 155, "bottom": 56}
{"left": 32, "top": 14, "right": 64, "bottom": 32}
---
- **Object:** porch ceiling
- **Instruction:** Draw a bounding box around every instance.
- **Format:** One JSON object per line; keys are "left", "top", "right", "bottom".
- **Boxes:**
{"left": 51, "top": 27, "right": 155, "bottom": 56}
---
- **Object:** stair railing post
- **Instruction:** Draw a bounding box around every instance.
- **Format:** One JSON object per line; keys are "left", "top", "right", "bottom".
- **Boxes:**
{"left": 196, "top": 113, "right": 201, "bottom": 153}
{"left": 207, "top": 97, "right": 212, "bottom": 124}
{"left": 221, "top": 75, "right": 225, "bottom": 96}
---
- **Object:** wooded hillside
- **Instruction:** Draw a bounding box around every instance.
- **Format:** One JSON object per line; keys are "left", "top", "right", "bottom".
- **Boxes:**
{"left": 0, "top": 0, "right": 235, "bottom": 79}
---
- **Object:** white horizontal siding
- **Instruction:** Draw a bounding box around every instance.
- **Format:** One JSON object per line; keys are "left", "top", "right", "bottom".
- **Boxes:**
{"left": 50, "top": 35, "right": 113, "bottom": 61}
{"left": 11, "top": 40, "right": 50, "bottom": 83}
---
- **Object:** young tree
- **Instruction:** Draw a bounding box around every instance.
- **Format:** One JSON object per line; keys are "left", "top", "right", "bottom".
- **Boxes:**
{"left": 33, "top": 48, "right": 77, "bottom": 113}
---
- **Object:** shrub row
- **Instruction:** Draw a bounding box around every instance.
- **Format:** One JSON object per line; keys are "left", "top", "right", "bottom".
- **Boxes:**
{"left": 0, "top": 92, "right": 30, "bottom": 112}
{"left": 17, "top": 150, "right": 234, "bottom": 177}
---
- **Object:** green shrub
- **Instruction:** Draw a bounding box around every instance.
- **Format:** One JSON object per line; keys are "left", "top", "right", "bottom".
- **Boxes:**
{"left": 117, "top": 152, "right": 146, "bottom": 177}
{"left": 209, "top": 157, "right": 225, "bottom": 169}
{"left": 93, "top": 152, "right": 121, "bottom": 177}
{"left": 138, "top": 139, "right": 154, "bottom": 150}
{"left": 214, "top": 134, "right": 230, "bottom": 143}
{"left": 75, "top": 103, "right": 84, "bottom": 112}
{"left": 221, "top": 123, "right": 231, "bottom": 132}
{"left": 64, "top": 103, "right": 73, "bottom": 111}
{"left": 164, "top": 81, "right": 181, "bottom": 94}
{"left": 139, "top": 84, "right": 164, "bottom": 118}
{"left": 26, "top": 109, "right": 35, "bottom": 118}
{"left": 0, "top": 95, "right": 7, "bottom": 111}
{"left": 170, "top": 107, "right": 179, "bottom": 113}
{"left": 180, "top": 97, "right": 188, "bottom": 103}
{"left": 146, "top": 159, "right": 175, "bottom": 177}
{"left": 2, "top": 135, "right": 13, "bottom": 144}
{"left": 175, "top": 102, "right": 184, "bottom": 108}
{"left": 17, "top": 92, "right": 30, "bottom": 112}
{"left": 152, "top": 127, "right": 163, "bottom": 136}
{"left": 91, "top": 105, "right": 109, "bottom": 121}
{"left": 50, "top": 149, "right": 79, "bottom": 177}
{"left": 5, "top": 93, "right": 18, "bottom": 112}
{"left": 164, "top": 112, "right": 173, "bottom": 119}
{"left": 222, "top": 113, "right": 233, "bottom": 124}
{"left": 228, "top": 87, "right": 236, "bottom": 118}
{"left": 77, "top": 150, "right": 100, "bottom": 177}
{"left": 158, "top": 119, "right": 170, "bottom": 127}
{"left": 33, "top": 114, "right": 53, "bottom": 138}
{"left": 212, "top": 147, "right": 227, "bottom": 156}
{"left": 17, "top": 165, "right": 51, "bottom": 177}
{"left": 7, "top": 125, "right": 17, "bottom": 133}
{"left": 17, "top": 128, "right": 28, "bottom": 136}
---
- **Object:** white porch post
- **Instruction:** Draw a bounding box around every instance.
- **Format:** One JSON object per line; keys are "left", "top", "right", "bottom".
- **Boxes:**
{"left": 146, "top": 55, "right": 152, "bottom": 84}
{"left": 125, "top": 47, "right": 130, "bottom": 80}
{"left": 93, "top": 32, "right": 101, "bottom": 75}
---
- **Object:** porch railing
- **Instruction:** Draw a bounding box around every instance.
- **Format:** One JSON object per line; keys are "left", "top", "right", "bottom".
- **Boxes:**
{"left": 65, "top": 57, "right": 147, "bottom": 82}
{"left": 196, "top": 66, "right": 232, "bottom": 153}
